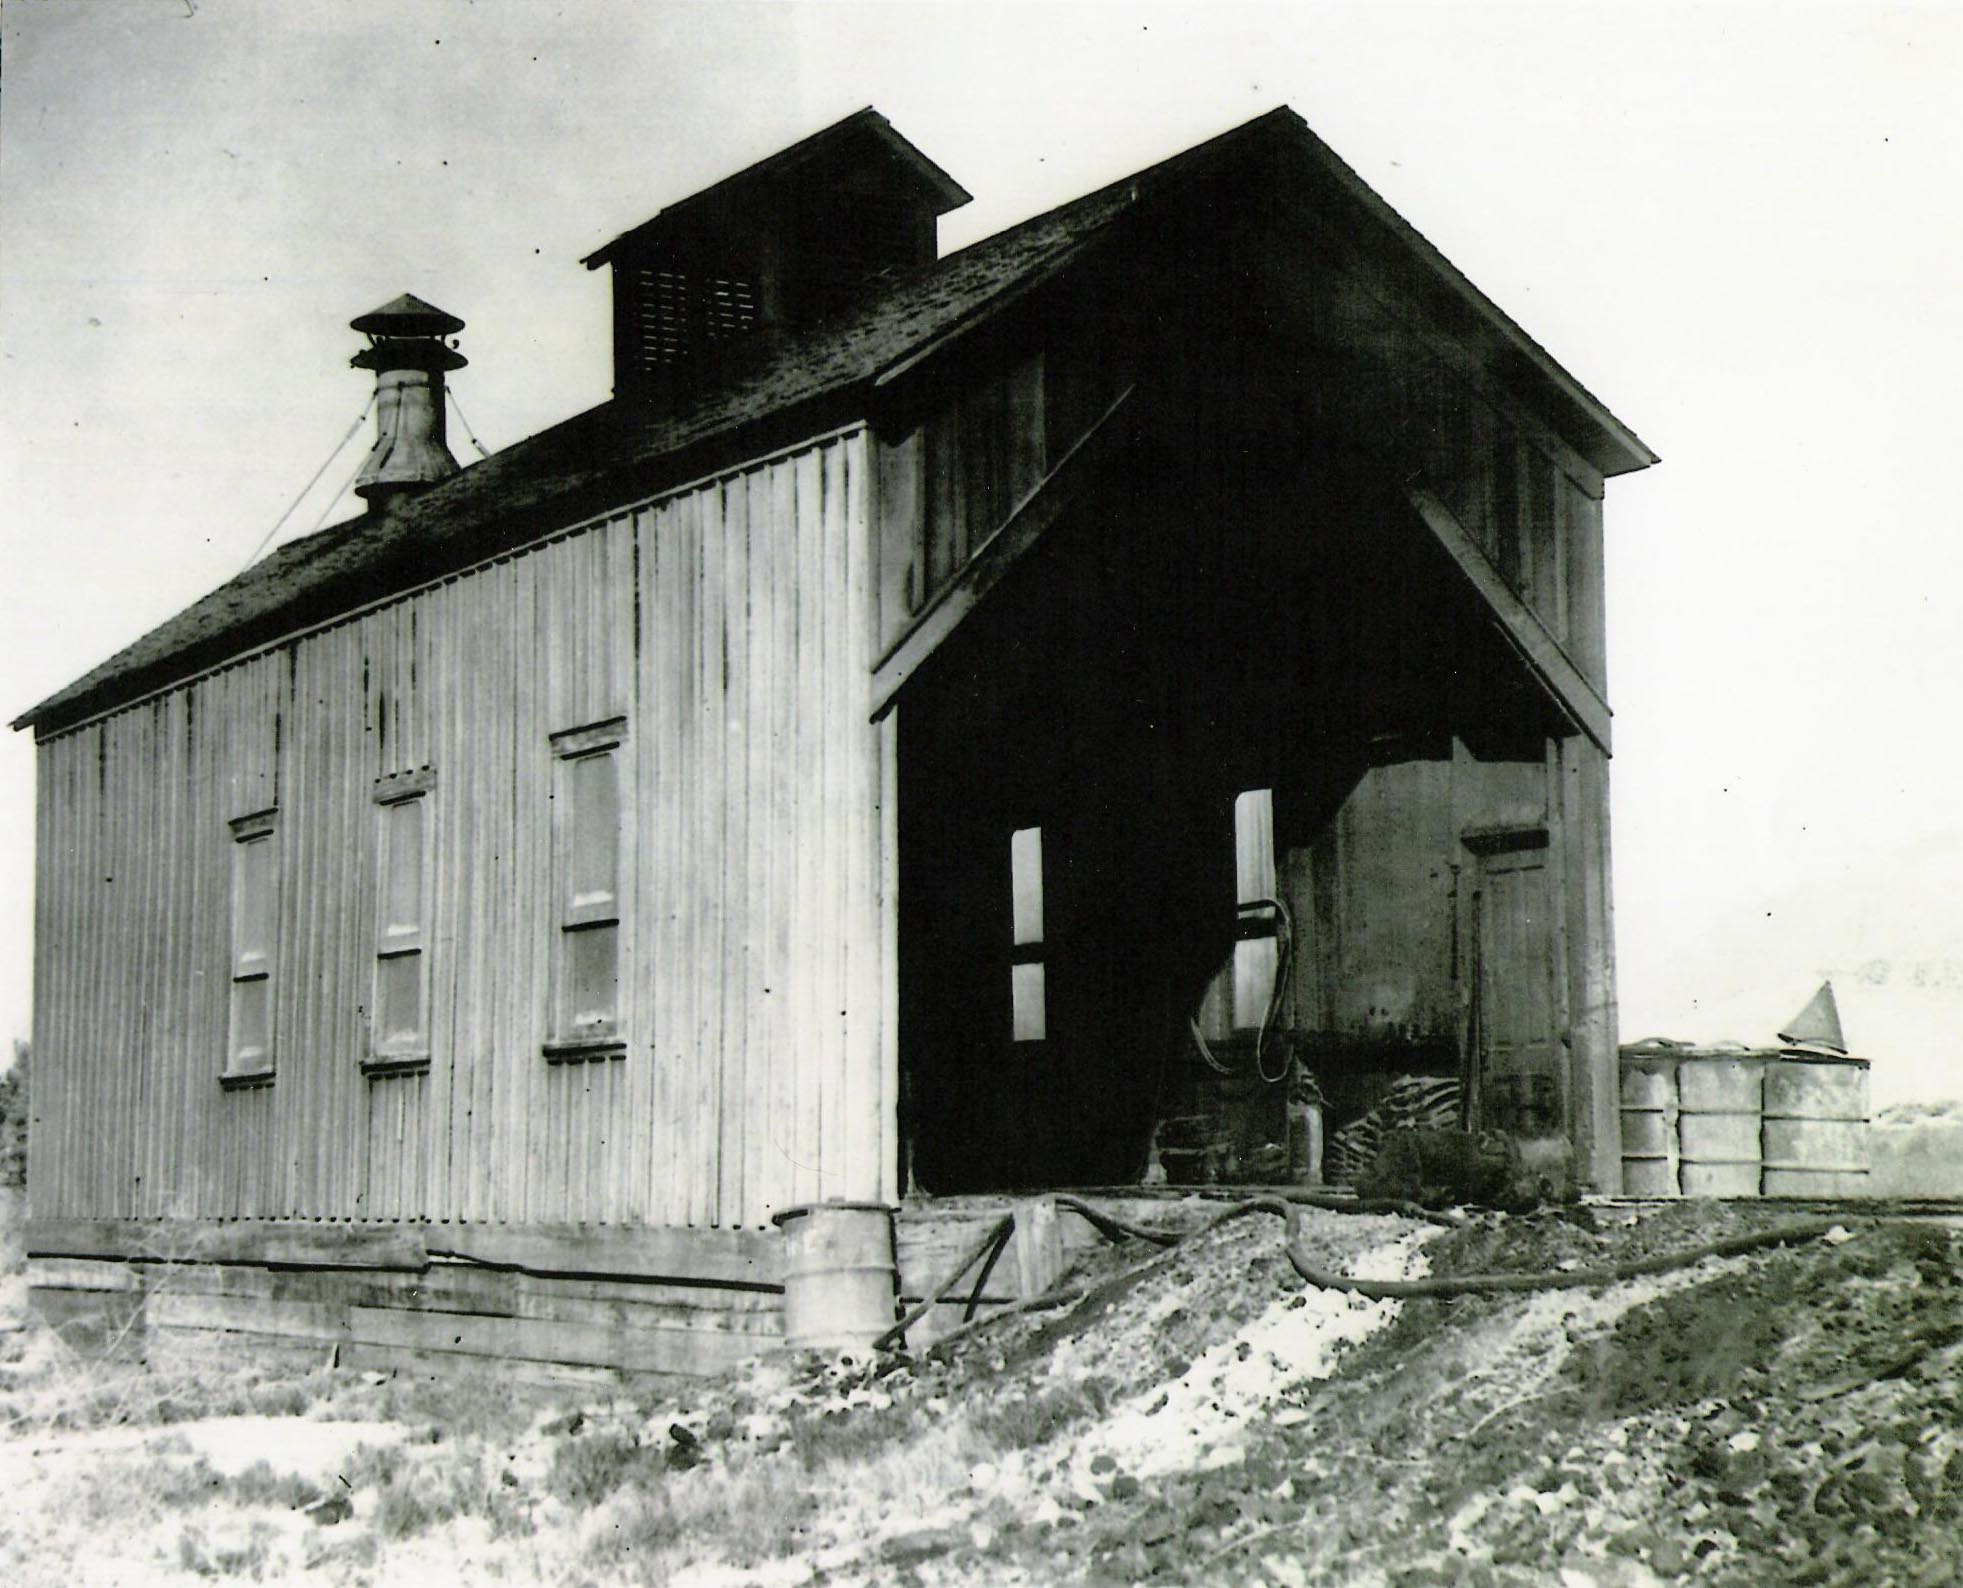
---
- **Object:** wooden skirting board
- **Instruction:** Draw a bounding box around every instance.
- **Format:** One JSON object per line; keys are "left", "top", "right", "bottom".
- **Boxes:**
{"left": 26, "top": 1217, "right": 786, "bottom": 1380}
{"left": 30, "top": 1197, "right": 1214, "bottom": 1370}
{"left": 26, "top": 1217, "right": 781, "bottom": 1288}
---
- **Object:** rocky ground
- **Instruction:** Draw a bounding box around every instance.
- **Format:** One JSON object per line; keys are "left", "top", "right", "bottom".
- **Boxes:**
{"left": 1, "top": 1193, "right": 1959, "bottom": 1586}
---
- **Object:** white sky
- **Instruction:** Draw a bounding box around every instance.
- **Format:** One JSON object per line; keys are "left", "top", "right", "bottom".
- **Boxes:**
{"left": 3, "top": 1, "right": 1961, "bottom": 1104}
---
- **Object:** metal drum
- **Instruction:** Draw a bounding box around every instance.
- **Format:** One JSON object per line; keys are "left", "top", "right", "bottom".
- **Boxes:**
{"left": 1618, "top": 1050, "right": 1680, "bottom": 1197}
{"left": 1761, "top": 1054, "right": 1871, "bottom": 1198}
{"left": 771, "top": 1201, "right": 897, "bottom": 1355}
{"left": 1676, "top": 1052, "right": 1764, "bottom": 1197}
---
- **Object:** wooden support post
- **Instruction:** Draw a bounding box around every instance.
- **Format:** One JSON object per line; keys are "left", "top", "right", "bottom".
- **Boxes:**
{"left": 1012, "top": 1195, "right": 1064, "bottom": 1299}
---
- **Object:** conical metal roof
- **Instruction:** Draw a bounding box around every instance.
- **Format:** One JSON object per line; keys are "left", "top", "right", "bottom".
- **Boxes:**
{"left": 350, "top": 293, "right": 465, "bottom": 338}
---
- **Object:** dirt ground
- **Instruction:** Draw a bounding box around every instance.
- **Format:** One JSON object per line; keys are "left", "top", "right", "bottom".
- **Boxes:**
{"left": 2, "top": 1193, "right": 1958, "bottom": 1587}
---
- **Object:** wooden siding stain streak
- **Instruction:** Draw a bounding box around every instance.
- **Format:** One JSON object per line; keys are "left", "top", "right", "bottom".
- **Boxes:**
{"left": 700, "top": 478, "right": 730, "bottom": 1227}
{"left": 31, "top": 430, "right": 887, "bottom": 1235}
{"left": 792, "top": 447, "right": 825, "bottom": 1208}
{"left": 821, "top": 442, "right": 853, "bottom": 1200}
{"left": 843, "top": 441, "right": 883, "bottom": 1196}
{"left": 39, "top": 727, "right": 65, "bottom": 1215}
{"left": 718, "top": 473, "right": 752, "bottom": 1228}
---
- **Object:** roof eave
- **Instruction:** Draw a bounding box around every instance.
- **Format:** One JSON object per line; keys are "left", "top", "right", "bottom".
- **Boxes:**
{"left": 1272, "top": 112, "right": 1656, "bottom": 479}
{"left": 11, "top": 378, "right": 885, "bottom": 738}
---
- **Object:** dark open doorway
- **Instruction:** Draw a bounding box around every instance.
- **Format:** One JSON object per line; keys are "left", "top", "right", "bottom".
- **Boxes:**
{"left": 893, "top": 429, "right": 1577, "bottom": 1196}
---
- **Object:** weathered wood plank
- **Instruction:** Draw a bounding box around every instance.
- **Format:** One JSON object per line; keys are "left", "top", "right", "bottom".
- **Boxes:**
{"left": 877, "top": 709, "right": 902, "bottom": 1203}
{"left": 27, "top": 1219, "right": 428, "bottom": 1270}
{"left": 25, "top": 1257, "right": 142, "bottom": 1292}
{"left": 29, "top": 1287, "right": 146, "bottom": 1346}
{"left": 335, "top": 1341, "right": 639, "bottom": 1391}
{"left": 692, "top": 479, "right": 725, "bottom": 1226}
{"left": 502, "top": 1289, "right": 783, "bottom": 1338}
{"left": 791, "top": 446, "right": 826, "bottom": 1209}
{"left": 69, "top": 1255, "right": 777, "bottom": 1319}
{"left": 346, "top": 1305, "right": 767, "bottom": 1376}
{"left": 843, "top": 438, "right": 883, "bottom": 1203}
{"left": 719, "top": 472, "right": 753, "bottom": 1227}
{"left": 1566, "top": 736, "right": 1620, "bottom": 1192}
{"left": 750, "top": 460, "right": 788, "bottom": 1216}
{"left": 875, "top": 424, "right": 925, "bottom": 645}
{"left": 150, "top": 1291, "right": 350, "bottom": 1342}
{"left": 422, "top": 1222, "right": 782, "bottom": 1288}
{"left": 819, "top": 439, "right": 852, "bottom": 1198}
{"left": 1560, "top": 482, "right": 1608, "bottom": 694}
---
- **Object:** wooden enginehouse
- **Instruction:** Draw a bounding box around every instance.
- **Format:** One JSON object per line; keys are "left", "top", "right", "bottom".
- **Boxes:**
{"left": 12, "top": 108, "right": 1653, "bottom": 1375}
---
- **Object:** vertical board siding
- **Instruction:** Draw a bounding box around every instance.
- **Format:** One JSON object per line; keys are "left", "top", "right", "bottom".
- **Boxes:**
{"left": 33, "top": 429, "right": 890, "bottom": 1234}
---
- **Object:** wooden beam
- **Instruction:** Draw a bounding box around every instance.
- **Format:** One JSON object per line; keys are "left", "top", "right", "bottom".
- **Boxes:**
{"left": 27, "top": 1218, "right": 429, "bottom": 1271}
{"left": 869, "top": 384, "right": 1136, "bottom": 718}
{"left": 426, "top": 1223, "right": 781, "bottom": 1290}
{"left": 345, "top": 1305, "right": 768, "bottom": 1376}
{"left": 1405, "top": 484, "right": 1614, "bottom": 754}
{"left": 24, "top": 1217, "right": 782, "bottom": 1289}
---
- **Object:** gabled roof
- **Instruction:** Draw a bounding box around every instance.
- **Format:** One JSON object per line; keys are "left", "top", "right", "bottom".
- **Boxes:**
{"left": 14, "top": 107, "right": 1653, "bottom": 736}
{"left": 581, "top": 106, "right": 972, "bottom": 270}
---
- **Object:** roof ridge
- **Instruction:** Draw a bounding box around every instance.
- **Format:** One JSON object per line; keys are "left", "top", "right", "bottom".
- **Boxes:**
{"left": 583, "top": 106, "right": 973, "bottom": 269}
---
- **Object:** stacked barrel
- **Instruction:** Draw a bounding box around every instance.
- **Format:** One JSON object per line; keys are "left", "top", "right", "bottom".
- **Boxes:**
{"left": 1762, "top": 1057, "right": 1872, "bottom": 1196}
{"left": 1617, "top": 1040, "right": 1870, "bottom": 1198}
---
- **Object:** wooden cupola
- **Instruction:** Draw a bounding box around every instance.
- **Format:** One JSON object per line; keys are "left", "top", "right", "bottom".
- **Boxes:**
{"left": 582, "top": 107, "right": 971, "bottom": 401}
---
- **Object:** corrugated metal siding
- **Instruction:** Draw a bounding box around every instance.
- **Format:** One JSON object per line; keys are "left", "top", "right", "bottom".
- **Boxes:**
{"left": 31, "top": 429, "right": 891, "bottom": 1231}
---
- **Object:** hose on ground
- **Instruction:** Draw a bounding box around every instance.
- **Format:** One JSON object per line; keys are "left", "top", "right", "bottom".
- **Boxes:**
{"left": 887, "top": 1196, "right": 1859, "bottom": 1358}
{"left": 1285, "top": 1216, "right": 1848, "bottom": 1300}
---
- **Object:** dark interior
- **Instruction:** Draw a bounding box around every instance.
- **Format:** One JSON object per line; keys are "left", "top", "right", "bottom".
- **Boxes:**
{"left": 897, "top": 415, "right": 1565, "bottom": 1194}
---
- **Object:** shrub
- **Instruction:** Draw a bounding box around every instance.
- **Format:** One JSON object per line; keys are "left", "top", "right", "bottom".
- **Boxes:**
{"left": 0, "top": 1041, "right": 26, "bottom": 1191}
{"left": 177, "top": 1524, "right": 273, "bottom": 1579}
{"left": 226, "top": 1459, "right": 324, "bottom": 1511}
{"left": 547, "top": 1427, "right": 667, "bottom": 1506}
{"left": 372, "top": 1485, "right": 441, "bottom": 1539}
{"left": 970, "top": 1382, "right": 1109, "bottom": 1450}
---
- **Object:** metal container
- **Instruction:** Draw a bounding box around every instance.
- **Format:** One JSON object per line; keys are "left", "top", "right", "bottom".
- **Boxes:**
{"left": 771, "top": 1201, "right": 897, "bottom": 1355}
{"left": 1618, "top": 1051, "right": 1680, "bottom": 1197}
{"left": 1761, "top": 1054, "right": 1871, "bottom": 1198}
{"left": 1676, "top": 1052, "right": 1764, "bottom": 1198}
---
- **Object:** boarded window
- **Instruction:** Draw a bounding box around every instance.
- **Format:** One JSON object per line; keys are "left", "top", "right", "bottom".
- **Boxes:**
{"left": 1010, "top": 825, "right": 1046, "bottom": 1042}
{"left": 549, "top": 720, "right": 626, "bottom": 1053}
{"left": 226, "top": 811, "right": 278, "bottom": 1078}
{"left": 370, "top": 772, "right": 433, "bottom": 1066}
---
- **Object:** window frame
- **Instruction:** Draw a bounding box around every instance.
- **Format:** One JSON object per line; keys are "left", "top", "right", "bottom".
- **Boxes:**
{"left": 221, "top": 808, "right": 280, "bottom": 1089}
{"left": 364, "top": 767, "right": 435, "bottom": 1077}
{"left": 1009, "top": 824, "right": 1046, "bottom": 1044}
{"left": 544, "top": 717, "right": 629, "bottom": 1063}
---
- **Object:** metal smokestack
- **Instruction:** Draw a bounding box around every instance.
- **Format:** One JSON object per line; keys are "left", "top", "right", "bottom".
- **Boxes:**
{"left": 350, "top": 294, "right": 467, "bottom": 511}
